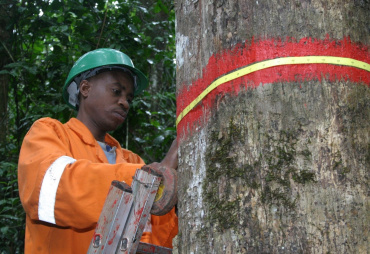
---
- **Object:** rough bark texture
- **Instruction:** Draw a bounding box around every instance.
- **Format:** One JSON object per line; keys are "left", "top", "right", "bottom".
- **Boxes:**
{"left": 175, "top": 1, "right": 369, "bottom": 253}
{"left": 176, "top": 0, "right": 369, "bottom": 85}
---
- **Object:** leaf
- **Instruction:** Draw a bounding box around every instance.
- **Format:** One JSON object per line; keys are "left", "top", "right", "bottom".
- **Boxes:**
{"left": 150, "top": 119, "right": 160, "bottom": 128}
{"left": 4, "top": 62, "right": 24, "bottom": 69}
{"left": 138, "top": 6, "right": 148, "bottom": 14}
{"left": 60, "top": 25, "right": 68, "bottom": 32}
{"left": 128, "top": 24, "right": 138, "bottom": 33}
{"left": 1, "top": 226, "right": 9, "bottom": 235}
{"left": 155, "top": 0, "right": 169, "bottom": 14}
{"left": 0, "top": 70, "right": 10, "bottom": 75}
{"left": 68, "top": 11, "right": 77, "bottom": 18}
{"left": 134, "top": 137, "right": 145, "bottom": 143}
{"left": 153, "top": 135, "right": 164, "bottom": 145}
{"left": 134, "top": 37, "right": 142, "bottom": 43}
{"left": 0, "top": 214, "right": 19, "bottom": 220}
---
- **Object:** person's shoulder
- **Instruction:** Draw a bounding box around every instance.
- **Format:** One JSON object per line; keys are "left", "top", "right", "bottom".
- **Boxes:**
{"left": 32, "top": 117, "right": 64, "bottom": 129}
{"left": 27, "top": 117, "right": 67, "bottom": 137}
{"left": 34, "top": 117, "right": 62, "bottom": 124}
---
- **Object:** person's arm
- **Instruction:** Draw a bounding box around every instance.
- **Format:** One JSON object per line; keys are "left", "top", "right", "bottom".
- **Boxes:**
{"left": 158, "top": 138, "right": 178, "bottom": 169}
{"left": 18, "top": 118, "right": 144, "bottom": 230}
{"left": 146, "top": 138, "right": 178, "bottom": 171}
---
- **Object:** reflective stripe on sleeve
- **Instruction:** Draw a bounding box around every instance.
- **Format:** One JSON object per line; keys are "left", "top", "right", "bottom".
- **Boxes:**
{"left": 38, "top": 155, "right": 76, "bottom": 224}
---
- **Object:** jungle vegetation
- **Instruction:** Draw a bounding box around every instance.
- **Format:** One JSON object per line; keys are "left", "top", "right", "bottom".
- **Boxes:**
{"left": 0, "top": 0, "right": 176, "bottom": 252}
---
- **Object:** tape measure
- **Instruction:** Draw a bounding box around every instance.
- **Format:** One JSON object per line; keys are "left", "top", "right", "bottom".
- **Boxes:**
{"left": 154, "top": 182, "right": 164, "bottom": 202}
{"left": 176, "top": 56, "right": 370, "bottom": 126}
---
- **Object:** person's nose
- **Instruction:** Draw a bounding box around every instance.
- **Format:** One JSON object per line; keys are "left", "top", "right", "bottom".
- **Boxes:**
{"left": 118, "top": 95, "right": 130, "bottom": 110}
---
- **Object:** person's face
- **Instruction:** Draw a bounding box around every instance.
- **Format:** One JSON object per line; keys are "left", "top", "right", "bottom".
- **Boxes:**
{"left": 79, "top": 70, "right": 134, "bottom": 134}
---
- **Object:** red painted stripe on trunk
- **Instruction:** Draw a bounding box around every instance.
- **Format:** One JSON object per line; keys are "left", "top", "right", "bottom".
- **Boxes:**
{"left": 176, "top": 37, "right": 369, "bottom": 140}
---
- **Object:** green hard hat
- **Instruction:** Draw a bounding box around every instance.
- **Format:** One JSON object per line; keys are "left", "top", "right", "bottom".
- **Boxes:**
{"left": 63, "top": 48, "right": 149, "bottom": 110}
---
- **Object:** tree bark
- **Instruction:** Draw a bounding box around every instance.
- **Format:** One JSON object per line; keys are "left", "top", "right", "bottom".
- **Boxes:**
{"left": 175, "top": 1, "right": 369, "bottom": 253}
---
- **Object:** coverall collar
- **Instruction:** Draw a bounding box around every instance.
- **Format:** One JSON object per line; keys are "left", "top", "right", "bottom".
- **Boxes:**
{"left": 66, "top": 118, "right": 121, "bottom": 149}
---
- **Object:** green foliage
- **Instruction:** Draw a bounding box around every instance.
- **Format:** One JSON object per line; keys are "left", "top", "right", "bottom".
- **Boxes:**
{"left": 114, "top": 90, "right": 177, "bottom": 162}
{"left": 0, "top": 0, "right": 176, "bottom": 252}
{"left": 0, "top": 156, "right": 24, "bottom": 254}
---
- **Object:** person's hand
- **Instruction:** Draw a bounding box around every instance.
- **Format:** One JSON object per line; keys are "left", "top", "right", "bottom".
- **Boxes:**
{"left": 142, "top": 139, "right": 178, "bottom": 215}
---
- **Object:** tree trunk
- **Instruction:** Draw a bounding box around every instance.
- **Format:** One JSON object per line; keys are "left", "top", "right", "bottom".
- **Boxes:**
{"left": 175, "top": 1, "right": 369, "bottom": 253}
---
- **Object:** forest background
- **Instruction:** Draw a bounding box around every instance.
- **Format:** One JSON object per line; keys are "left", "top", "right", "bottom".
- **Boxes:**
{"left": 0, "top": 0, "right": 176, "bottom": 252}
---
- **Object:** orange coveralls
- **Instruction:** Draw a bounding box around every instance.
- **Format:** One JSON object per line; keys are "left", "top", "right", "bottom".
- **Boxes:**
{"left": 18, "top": 117, "right": 178, "bottom": 253}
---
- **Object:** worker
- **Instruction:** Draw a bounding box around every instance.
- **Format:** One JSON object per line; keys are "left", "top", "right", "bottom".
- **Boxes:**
{"left": 17, "top": 48, "right": 178, "bottom": 253}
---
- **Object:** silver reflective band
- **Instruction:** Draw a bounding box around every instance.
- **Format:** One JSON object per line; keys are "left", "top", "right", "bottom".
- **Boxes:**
{"left": 38, "top": 156, "right": 76, "bottom": 224}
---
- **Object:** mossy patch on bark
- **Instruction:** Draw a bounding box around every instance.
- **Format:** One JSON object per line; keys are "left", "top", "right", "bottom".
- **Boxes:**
{"left": 202, "top": 117, "right": 244, "bottom": 231}
{"left": 202, "top": 116, "right": 316, "bottom": 233}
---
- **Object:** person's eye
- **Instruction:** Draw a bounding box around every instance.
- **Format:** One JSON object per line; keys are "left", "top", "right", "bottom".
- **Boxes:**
{"left": 112, "top": 88, "right": 121, "bottom": 95}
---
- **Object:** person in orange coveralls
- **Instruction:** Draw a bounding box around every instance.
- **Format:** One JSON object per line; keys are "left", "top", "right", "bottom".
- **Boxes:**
{"left": 18, "top": 48, "right": 178, "bottom": 253}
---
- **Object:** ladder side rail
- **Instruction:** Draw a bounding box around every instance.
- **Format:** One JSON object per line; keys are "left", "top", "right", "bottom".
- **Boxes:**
{"left": 87, "top": 181, "right": 134, "bottom": 254}
{"left": 115, "top": 169, "right": 161, "bottom": 254}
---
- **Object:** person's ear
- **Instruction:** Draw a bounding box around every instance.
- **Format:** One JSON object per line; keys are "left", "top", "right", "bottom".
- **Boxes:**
{"left": 79, "top": 80, "right": 91, "bottom": 98}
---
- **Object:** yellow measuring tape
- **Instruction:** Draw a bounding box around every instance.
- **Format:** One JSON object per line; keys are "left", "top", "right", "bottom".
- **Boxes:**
{"left": 176, "top": 56, "right": 370, "bottom": 126}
